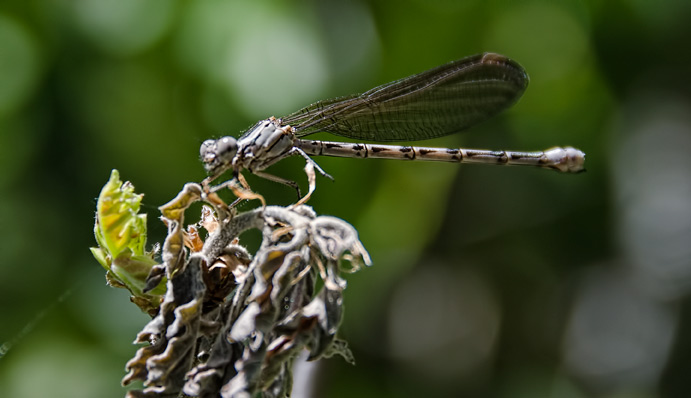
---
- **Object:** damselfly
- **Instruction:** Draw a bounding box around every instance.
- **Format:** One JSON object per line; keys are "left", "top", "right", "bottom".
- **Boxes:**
{"left": 200, "top": 53, "right": 584, "bottom": 198}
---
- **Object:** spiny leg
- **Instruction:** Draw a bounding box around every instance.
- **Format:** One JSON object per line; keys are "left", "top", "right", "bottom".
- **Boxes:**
{"left": 292, "top": 147, "right": 334, "bottom": 181}
{"left": 253, "top": 170, "right": 302, "bottom": 198}
{"left": 208, "top": 174, "right": 266, "bottom": 208}
{"left": 255, "top": 153, "right": 320, "bottom": 206}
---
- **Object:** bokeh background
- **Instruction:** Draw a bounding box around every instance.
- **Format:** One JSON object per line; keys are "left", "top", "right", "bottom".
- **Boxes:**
{"left": 1, "top": 0, "right": 691, "bottom": 397}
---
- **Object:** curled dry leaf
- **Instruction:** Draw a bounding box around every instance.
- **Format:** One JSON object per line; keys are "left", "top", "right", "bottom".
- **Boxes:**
{"left": 119, "top": 180, "right": 370, "bottom": 398}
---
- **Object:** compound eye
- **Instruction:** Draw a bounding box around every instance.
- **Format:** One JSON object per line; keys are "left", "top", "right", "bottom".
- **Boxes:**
{"left": 200, "top": 139, "right": 217, "bottom": 161}
{"left": 215, "top": 137, "right": 238, "bottom": 163}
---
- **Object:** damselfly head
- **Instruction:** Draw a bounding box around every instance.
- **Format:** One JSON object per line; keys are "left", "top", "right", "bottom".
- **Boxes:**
{"left": 200, "top": 136, "right": 238, "bottom": 174}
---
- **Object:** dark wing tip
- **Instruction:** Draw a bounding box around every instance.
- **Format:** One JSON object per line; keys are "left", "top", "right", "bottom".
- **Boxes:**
{"left": 479, "top": 52, "right": 529, "bottom": 90}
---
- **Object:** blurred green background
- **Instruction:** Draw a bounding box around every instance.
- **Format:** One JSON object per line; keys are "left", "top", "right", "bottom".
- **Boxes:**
{"left": 2, "top": 0, "right": 691, "bottom": 397}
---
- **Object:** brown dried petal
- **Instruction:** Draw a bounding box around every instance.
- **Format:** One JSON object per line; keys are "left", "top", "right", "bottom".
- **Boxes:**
{"left": 122, "top": 203, "right": 369, "bottom": 398}
{"left": 123, "top": 255, "right": 206, "bottom": 396}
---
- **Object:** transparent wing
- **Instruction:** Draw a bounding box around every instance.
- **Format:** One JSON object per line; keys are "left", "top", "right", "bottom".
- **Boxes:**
{"left": 282, "top": 53, "right": 529, "bottom": 142}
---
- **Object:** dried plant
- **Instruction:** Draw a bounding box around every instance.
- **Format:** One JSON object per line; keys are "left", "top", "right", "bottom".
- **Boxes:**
{"left": 92, "top": 171, "right": 370, "bottom": 397}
